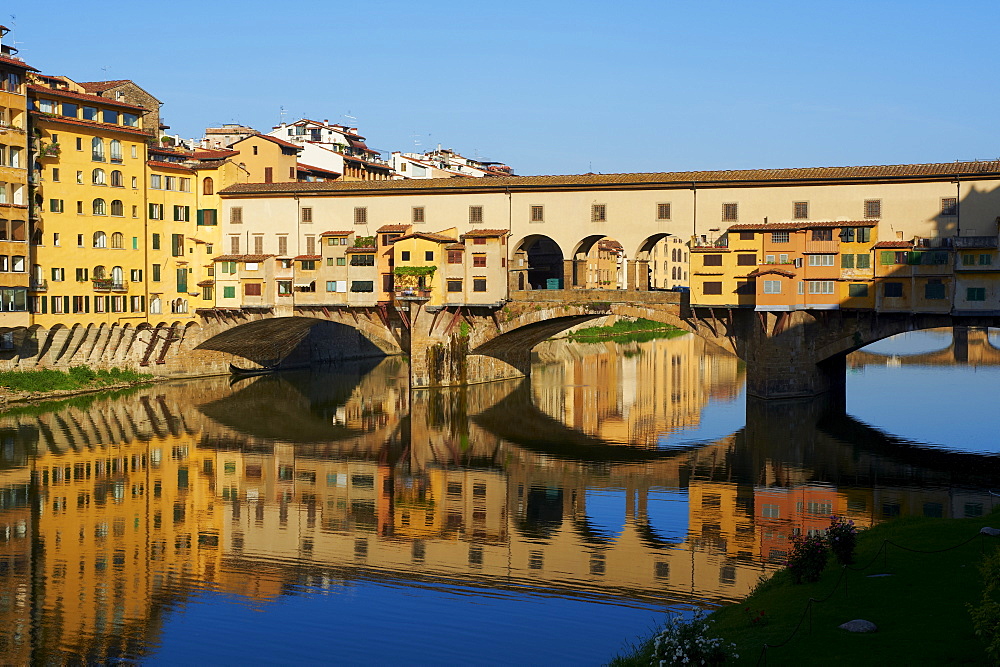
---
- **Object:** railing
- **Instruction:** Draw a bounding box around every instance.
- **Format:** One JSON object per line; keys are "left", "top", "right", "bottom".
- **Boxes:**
{"left": 93, "top": 279, "right": 128, "bottom": 292}
{"left": 29, "top": 278, "right": 47, "bottom": 291}
{"left": 395, "top": 288, "right": 432, "bottom": 300}
{"left": 804, "top": 240, "right": 840, "bottom": 253}
{"left": 690, "top": 238, "right": 728, "bottom": 249}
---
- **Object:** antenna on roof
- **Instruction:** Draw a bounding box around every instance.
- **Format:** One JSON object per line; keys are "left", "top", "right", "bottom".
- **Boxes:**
{"left": 279, "top": 105, "right": 286, "bottom": 125}
{"left": 8, "top": 14, "right": 15, "bottom": 27}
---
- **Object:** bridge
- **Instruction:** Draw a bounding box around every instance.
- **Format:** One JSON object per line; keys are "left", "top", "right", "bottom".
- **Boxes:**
{"left": 848, "top": 326, "right": 1000, "bottom": 368}
{"left": 4, "top": 287, "right": 1000, "bottom": 400}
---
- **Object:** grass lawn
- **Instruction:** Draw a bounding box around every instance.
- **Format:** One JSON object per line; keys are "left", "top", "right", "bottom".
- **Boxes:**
{"left": 0, "top": 366, "right": 153, "bottom": 393}
{"left": 612, "top": 512, "right": 1000, "bottom": 665}
{"left": 567, "top": 318, "right": 685, "bottom": 343}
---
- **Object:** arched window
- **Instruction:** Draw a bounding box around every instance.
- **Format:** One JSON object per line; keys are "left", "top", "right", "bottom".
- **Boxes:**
{"left": 110, "top": 139, "right": 122, "bottom": 163}
{"left": 110, "top": 232, "right": 124, "bottom": 248}
{"left": 93, "top": 265, "right": 106, "bottom": 279}
{"left": 92, "top": 168, "right": 106, "bottom": 185}
{"left": 93, "top": 198, "right": 106, "bottom": 216}
{"left": 149, "top": 297, "right": 161, "bottom": 314}
{"left": 202, "top": 177, "right": 214, "bottom": 195}
{"left": 91, "top": 137, "right": 105, "bottom": 161}
{"left": 110, "top": 200, "right": 124, "bottom": 217}
{"left": 111, "top": 266, "right": 123, "bottom": 285}
{"left": 110, "top": 170, "right": 123, "bottom": 187}
{"left": 93, "top": 231, "right": 106, "bottom": 248}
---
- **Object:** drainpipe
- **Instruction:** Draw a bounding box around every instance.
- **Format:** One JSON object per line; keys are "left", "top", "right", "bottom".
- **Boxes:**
{"left": 955, "top": 176, "right": 961, "bottom": 238}
{"left": 691, "top": 181, "right": 698, "bottom": 239}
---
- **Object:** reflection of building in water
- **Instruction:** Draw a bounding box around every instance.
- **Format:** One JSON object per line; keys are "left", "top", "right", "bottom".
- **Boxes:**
{"left": 2, "top": 355, "right": 1000, "bottom": 659}
{"left": 532, "top": 334, "right": 743, "bottom": 446}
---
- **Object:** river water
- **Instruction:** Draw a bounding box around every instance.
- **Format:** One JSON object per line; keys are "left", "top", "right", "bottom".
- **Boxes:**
{"left": 1, "top": 328, "right": 999, "bottom": 664}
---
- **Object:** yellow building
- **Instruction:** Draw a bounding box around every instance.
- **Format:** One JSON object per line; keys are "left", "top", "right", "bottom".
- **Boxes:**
{"left": 27, "top": 74, "right": 150, "bottom": 327}
{"left": 0, "top": 33, "right": 32, "bottom": 328}
{"left": 147, "top": 146, "right": 199, "bottom": 320}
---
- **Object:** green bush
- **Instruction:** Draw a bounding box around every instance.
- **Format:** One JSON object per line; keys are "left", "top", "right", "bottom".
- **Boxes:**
{"left": 0, "top": 366, "right": 152, "bottom": 392}
{"left": 787, "top": 533, "right": 828, "bottom": 583}
{"left": 970, "top": 547, "right": 1000, "bottom": 661}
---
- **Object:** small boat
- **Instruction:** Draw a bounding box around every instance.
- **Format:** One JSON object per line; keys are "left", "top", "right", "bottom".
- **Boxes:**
{"left": 229, "top": 362, "right": 277, "bottom": 376}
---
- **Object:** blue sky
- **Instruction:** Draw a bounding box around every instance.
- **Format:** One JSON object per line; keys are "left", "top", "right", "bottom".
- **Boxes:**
{"left": 7, "top": 1, "right": 999, "bottom": 175}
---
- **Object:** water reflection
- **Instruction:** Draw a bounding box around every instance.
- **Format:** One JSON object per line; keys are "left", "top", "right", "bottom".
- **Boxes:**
{"left": 0, "top": 331, "right": 998, "bottom": 662}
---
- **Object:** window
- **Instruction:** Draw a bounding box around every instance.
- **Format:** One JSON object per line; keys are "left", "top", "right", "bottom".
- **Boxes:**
{"left": 131, "top": 269, "right": 142, "bottom": 282}
{"left": 530, "top": 205, "right": 544, "bottom": 222}
{"left": 230, "top": 206, "right": 243, "bottom": 224}
{"left": 739, "top": 231, "right": 754, "bottom": 240}
{"left": 336, "top": 257, "right": 346, "bottom": 266}
{"left": 350, "top": 280, "right": 374, "bottom": 292}
{"left": 202, "top": 177, "right": 214, "bottom": 195}
{"left": 856, "top": 253, "right": 871, "bottom": 269}
{"left": 808, "top": 281, "right": 835, "bottom": 294}
{"left": 92, "top": 137, "right": 105, "bottom": 161}
{"left": 51, "top": 267, "right": 65, "bottom": 281}
{"left": 82, "top": 106, "right": 97, "bottom": 120}
{"left": 49, "top": 199, "right": 64, "bottom": 213}
{"left": 940, "top": 197, "right": 957, "bottom": 216}
{"left": 447, "top": 250, "right": 462, "bottom": 264}
{"left": 400, "top": 251, "right": 410, "bottom": 261}
{"left": 110, "top": 140, "right": 122, "bottom": 163}
{"left": 197, "top": 209, "right": 217, "bottom": 226}
{"left": 702, "top": 281, "right": 723, "bottom": 295}
{"left": 110, "top": 232, "right": 123, "bottom": 249}
{"left": 472, "top": 254, "right": 486, "bottom": 267}
{"left": 880, "top": 251, "right": 909, "bottom": 266}
{"left": 350, "top": 254, "right": 375, "bottom": 266}
{"left": 811, "top": 228, "right": 832, "bottom": 241}
{"left": 864, "top": 199, "right": 881, "bottom": 219}
{"left": 51, "top": 167, "right": 60, "bottom": 182}
{"left": 925, "top": 280, "right": 945, "bottom": 299}
{"left": 110, "top": 200, "right": 124, "bottom": 217}
{"left": 93, "top": 231, "right": 107, "bottom": 248}
{"left": 277, "top": 236, "right": 288, "bottom": 255}
{"left": 148, "top": 203, "right": 163, "bottom": 220}
{"left": 354, "top": 207, "right": 367, "bottom": 224}
{"left": 151, "top": 264, "right": 161, "bottom": 282}
{"left": 702, "top": 254, "right": 723, "bottom": 266}
{"left": 808, "top": 254, "right": 835, "bottom": 266}
{"left": 447, "top": 279, "right": 462, "bottom": 292}
{"left": 253, "top": 236, "right": 264, "bottom": 254}
{"left": 244, "top": 283, "right": 262, "bottom": 296}
{"left": 794, "top": 202, "right": 809, "bottom": 219}
{"left": 172, "top": 234, "right": 184, "bottom": 257}
{"left": 92, "top": 168, "right": 106, "bottom": 185}
{"left": 278, "top": 281, "right": 292, "bottom": 295}
{"left": 736, "top": 253, "right": 756, "bottom": 266}
{"left": 300, "top": 260, "right": 316, "bottom": 270}
{"left": 591, "top": 204, "right": 606, "bottom": 222}
{"left": 469, "top": 205, "right": 483, "bottom": 223}
{"left": 223, "top": 286, "right": 235, "bottom": 299}
{"left": 722, "top": 203, "right": 738, "bottom": 222}
{"left": 763, "top": 280, "right": 781, "bottom": 294}
{"left": 980, "top": 254, "right": 993, "bottom": 266}
{"left": 425, "top": 251, "right": 434, "bottom": 261}
{"left": 771, "top": 231, "right": 789, "bottom": 243}
{"left": 180, "top": 178, "right": 190, "bottom": 192}
{"left": 230, "top": 236, "right": 240, "bottom": 254}
{"left": 848, "top": 283, "right": 869, "bottom": 297}
{"left": 412, "top": 206, "right": 424, "bottom": 223}
{"left": 967, "top": 287, "right": 986, "bottom": 301}
{"left": 165, "top": 176, "right": 176, "bottom": 191}
{"left": 150, "top": 174, "right": 162, "bottom": 189}
{"left": 301, "top": 207, "right": 312, "bottom": 223}
{"left": 657, "top": 203, "right": 671, "bottom": 220}
{"left": 122, "top": 113, "right": 138, "bottom": 128}
{"left": 174, "top": 206, "right": 190, "bottom": 222}
{"left": 883, "top": 282, "right": 903, "bottom": 297}
{"left": 110, "top": 170, "right": 123, "bottom": 187}
{"left": 473, "top": 278, "right": 487, "bottom": 292}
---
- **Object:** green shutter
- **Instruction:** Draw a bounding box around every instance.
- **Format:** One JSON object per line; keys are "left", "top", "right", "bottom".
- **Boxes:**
{"left": 880, "top": 251, "right": 894, "bottom": 265}
{"left": 841, "top": 254, "right": 854, "bottom": 268}
{"left": 197, "top": 209, "right": 204, "bottom": 225}
{"left": 907, "top": 251, "right": 923, "bottom": 265}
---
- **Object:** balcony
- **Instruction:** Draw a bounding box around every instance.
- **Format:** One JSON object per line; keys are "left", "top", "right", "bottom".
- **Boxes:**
{"left": 93, "top": 278, "right": 128, "bottom": 292}
{"left": 804, "top": 240, "right": 840, "bottom": 254}
{"left": 29, "top": 278, "right": 47, "bottom": 291}
{"left": 691, "top": 237, "right": 728, "bottom": 249}
{"left": 395, "top": 288, "right": 431, "bottom": 301}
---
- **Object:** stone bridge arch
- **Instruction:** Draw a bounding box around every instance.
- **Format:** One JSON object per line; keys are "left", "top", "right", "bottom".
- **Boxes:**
{"left": 191, "top": 314, "right": 401, "bottom": 369}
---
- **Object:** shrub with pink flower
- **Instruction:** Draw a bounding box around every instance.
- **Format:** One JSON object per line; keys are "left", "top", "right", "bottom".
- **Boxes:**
{"left": 787, "top": 533, "right": 828, "bottom": 583}
{"left": 827, "top": 515, "right": 858, "bottom": 565}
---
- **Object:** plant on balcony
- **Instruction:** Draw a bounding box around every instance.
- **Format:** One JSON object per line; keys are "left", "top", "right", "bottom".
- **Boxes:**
{"left": 38, "top": 142, "right": 60, "bottom": 158}
{"left": 393, "top": 266, "right": 436, "bottom": 277}
{"left": 354, "top": 236, "right": 376, "bottom": 248}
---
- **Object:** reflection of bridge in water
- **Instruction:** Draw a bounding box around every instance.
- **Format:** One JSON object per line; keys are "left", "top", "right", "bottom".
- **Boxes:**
{"left": 849, "top": 326, "right": 1000, "bottom": 367}
{"left": 0, "top": 340, "right": 998, "bottom": 661}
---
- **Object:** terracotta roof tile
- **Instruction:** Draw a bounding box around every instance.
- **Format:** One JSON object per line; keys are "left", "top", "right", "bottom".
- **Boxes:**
{"left": 297, "top": 162, "right": 341, "bottom": 176}
{"left": 376, "top": 224, "right": 410, "bottom": 233}
{"left": 147, "top": 160, "right": 194, "bottom": 172}
{"left": 461, "top": 229, "right": 510, "bottom": 238}
{"left": 445, "top": 243, "right": 465, "bottom": 250}
{"left": 77, "top": 80, "right": 133, "bottom": 93}
{"left": 29, "top": 111, "right": 150, "bottom": 138}
{"left": 873, "top": 241, "right": 914, "bottom": 249}
{"left": 394, "top": 231, "right": 457, "bottom": 243}
{"left": 196, "top": 279, "right": 215, "bottom": 287}
{"left": 345, "top": 246, "right": 376, "bottom": 253}
{"left": 294, "top": 254, "right": 321, "bottom": 260}
{"left": 747, "top": 267, "right": 797, "bottom": 278}
{"left": 192, "top": 149, "right": 238, "bottom": 159}
{"left": 728, "top": 220, "right": 877, "bottom": 232}
{"left": 320, "top": 230, "right": 353, "bottom": 236}
{"left": 212, "top": 254, "right": 274, "bottom": 262}
{"left": 27, "top": 84, "right": 147, "bottom": 111}
{"left": 220, "top": 160, "right": 1000, "bottom": 197}
{"left": 0, "top": 55, "right": 37, "bottom": 71}
{"left": 231, "top": 134, "right": 300, "bottom": 150}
